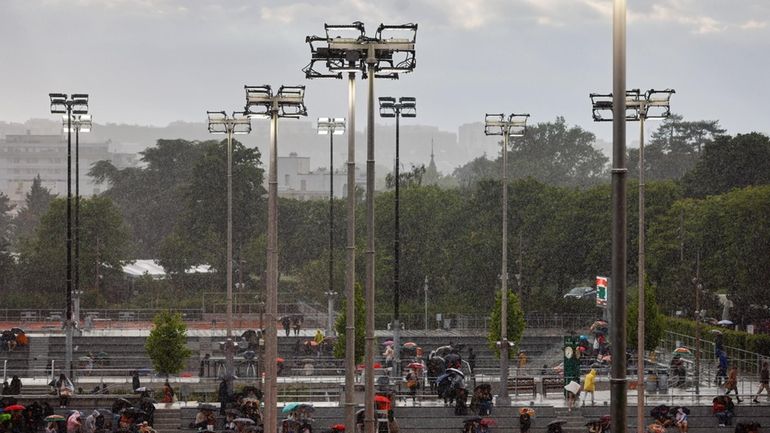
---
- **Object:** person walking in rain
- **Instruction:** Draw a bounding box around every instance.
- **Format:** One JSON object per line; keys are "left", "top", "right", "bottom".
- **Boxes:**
{"left": 281, "top": 316, "right": 291, "bottom": 337}
{"left": 582, "top": 369, "right": 597, "bottom": 406}
{"left": 753, "top": 361, "right": 769, "bottom": 403}
{"left": 724, "top": 363, "right": 742, "bottom": 402}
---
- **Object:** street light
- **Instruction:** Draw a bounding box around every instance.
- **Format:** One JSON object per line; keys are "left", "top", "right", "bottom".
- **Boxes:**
{"left": 304, "top": 22, "right": 417, "bottom": 433}
{"left": 317, "top": 117, "right": 346, "bottom": 336}
{"left": 484, "top": 112, "right": 529, "bottom": 406}
{"left": 62, "top": 113, "right": 92, "bottom": 332}
{"left": 591, "top": 88, "right": 674, "bottom": 433}
{"left": 379, "top": 96, "right": 416, "bottom": 379}
{"left": 49, "top": 92, "right": 89, "bottom": 380}
{"left": 207, "top": 110, "right": 252, "bottom": 394}
{"left": 244, "top": 85, "right": 307, "bottom": 433}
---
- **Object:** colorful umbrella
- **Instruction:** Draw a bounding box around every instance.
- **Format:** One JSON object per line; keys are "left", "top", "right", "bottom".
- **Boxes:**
{"left": 3, "top": 404, "right": 25, "bottom": 411}
{"left": 276, "top": 357, "right": 285, "bottom": 363}
{"left": 403, "top": 342, "right": 417, "bottom": 348}
{"left": 44, "top": 415, "right": 66, "bottom": 422}
{"left": 382, "top": 340, "right": 394, "bottom": 346}
{"left": 330, "top": 423, "right": 345, "bottom": 431}
{"left": 519, "top": 408, "right": 536, "bottom": 416}
{"left": 374, "top": 395, "right": 390, "bottom": 403}
{"left": 281, "top": 403, "right": 300, "bottom": 414}
{"left": 673, "top": 347, "right": 691, "bottom": 354}
{"left": 407, "top": 362, "right": 424, "bottom": 370}
{"left": 0, "top": 414, "right": 11, "bottom": 422}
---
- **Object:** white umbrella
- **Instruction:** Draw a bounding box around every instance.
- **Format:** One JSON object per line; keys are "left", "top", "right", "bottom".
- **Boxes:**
{"left": 717, "top": 320, "right": 733, "bottom": 326}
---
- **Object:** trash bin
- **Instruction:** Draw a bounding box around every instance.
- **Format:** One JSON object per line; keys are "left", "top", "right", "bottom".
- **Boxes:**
{"left": 645, "top": 373, "right": 658, "bottom": 392}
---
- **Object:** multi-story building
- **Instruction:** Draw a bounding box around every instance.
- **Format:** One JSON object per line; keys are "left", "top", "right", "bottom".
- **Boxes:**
{"left": 275, "top": 152, "right": 365, "bottom": 201}
{"left": 0, "top": 131, "right": 137, "bottom": 211}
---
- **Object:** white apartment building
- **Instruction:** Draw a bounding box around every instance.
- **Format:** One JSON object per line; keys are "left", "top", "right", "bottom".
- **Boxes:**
{"left": 0, "top": 132, "right": 137, "bottom": 211}
{"left": 276, "top": 152, "right": 365, "bottom": 200}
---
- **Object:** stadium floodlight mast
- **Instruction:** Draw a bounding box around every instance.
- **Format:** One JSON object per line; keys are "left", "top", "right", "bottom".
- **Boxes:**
{"left": 484, "top": 113, "right": 529, "bottom": 407}
{"left": 244, "top": 85, "right": 307, "bottom": 433}
{"left": 62, "top": 113, "right": 92, "bottom": 331}
{"left": 317, "top": 117, "right": 346, "bottom": 336}
{"left": 206, "top": 110, "right": 252, "bottom": 394}
{"left": 378, "top": 96, "right": 416, "bottom": 380}
{"left": 588, "top": 3, "right": 629, "bottom": 432}
{"left": 590, "top": 88, "right": 674, "bottom": 433}
{"left": 304, "top": 22, "right": 417, "bottom": 433}
{"left": 49, "top": 93, "right": 89, "bottom": 379}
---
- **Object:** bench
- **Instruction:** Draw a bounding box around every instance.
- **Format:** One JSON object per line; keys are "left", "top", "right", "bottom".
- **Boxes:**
{"left": 541, "top": 377, "right": 565, "bottom": 398}
{"left": 507, "top": 377, "right": 536, "bottom": 397}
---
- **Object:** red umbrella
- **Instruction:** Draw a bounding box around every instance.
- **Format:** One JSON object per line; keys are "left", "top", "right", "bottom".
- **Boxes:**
{"left": 331, "top": 424, "right": 345, "bottom": 431}
{"left": 374, "top": 395, "right": 390, "bottom": 403}
{"left": 4, "top": 405, "right": 25, "bottom": 411}
{"left": 481, "top": 418, "right": 497, "bottom": 427}
{"left": 373, "top": 362, "right": 382, "bottom": 369}
{"left": 276, "top": 357, "right": 285, "bottom": 363}
{"left": 407, "top": 362, "right": 424, "bottom": 370}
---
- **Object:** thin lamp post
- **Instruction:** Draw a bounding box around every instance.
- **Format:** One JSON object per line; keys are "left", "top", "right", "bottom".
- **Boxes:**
{"left": 304, "top": 23, "right": 417, "bottom": 433}
{"left": 379, "top": 96, "right": 416, "bottom": 378}
{"left": 484, "top": 113, "right": 529, "bottom": 406}
{"left": 591, "top": 88, "right": 674, "bottom": 430}
{"left": 207, "top": 110, "right": 252, "bottom": 393}
{"left": 245, "top": 85, "right": 307, "bottom": 433}
{"left": 63, "top": 114, "right": 92, "bottom": 329}
{"left": 50, "top": 93, "right": 89, "bottom": 379}
{"left": 317, "top": 117, "right": 346, "bottom": 336}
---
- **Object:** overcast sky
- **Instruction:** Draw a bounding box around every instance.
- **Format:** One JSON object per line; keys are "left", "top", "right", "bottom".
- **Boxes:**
{"left": 2, "top": 0, "right": 769, "bottom": 143}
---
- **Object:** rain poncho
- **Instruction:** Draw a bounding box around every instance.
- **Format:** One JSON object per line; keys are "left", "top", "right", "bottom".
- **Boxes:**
{"left": 583, "top": 369, "right": 597, "bottom": 392}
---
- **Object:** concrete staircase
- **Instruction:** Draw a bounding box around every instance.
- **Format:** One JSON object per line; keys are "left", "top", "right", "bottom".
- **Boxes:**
{"left": 153, "top": 407, "right": 182, "bottom": 433}
{"left": 553, "top": 406, "right": 590, "bottom": 433}
{"left": 28, "top": 335, "right": 50, "bottom": 378}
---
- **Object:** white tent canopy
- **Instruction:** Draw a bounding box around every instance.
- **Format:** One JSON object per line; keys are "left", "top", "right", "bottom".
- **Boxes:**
{"left": 122, "top": 259, "right": 213, "bottom": 279}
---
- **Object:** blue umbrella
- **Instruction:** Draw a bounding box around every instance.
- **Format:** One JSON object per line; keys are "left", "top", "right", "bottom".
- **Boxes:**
{"left": 281, "top": 403, "right": 300, "bottom": 414}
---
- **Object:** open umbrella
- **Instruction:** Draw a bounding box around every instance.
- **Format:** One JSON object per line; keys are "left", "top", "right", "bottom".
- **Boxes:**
{"left": 44, "top": 415, "right": 66, "bottom": 422}
{"left": 403, "top": 342, "right": 417, "bottom": 348}
{"left": 234, "top": 418, "right": 256, "bottom": 424}
{"left": 446, "top": 367, "right": 465, "bottom": 378}
{"left": 673, "top": 347, "right": 691, "bottom": 354}
{"left": 480, "top": 418, "right": 497, "bottom": 427}
{"left": 330, "top": 424, "right": 345, "bottom": 431}
{"left": 709, "top": 329, "right": 723, "bottom": 335}
{"left": 281, "top": 403, "right": 300, "bottom": 414}
{"left": 4, "top": 404, "right": 25, "bottom": 411}
{"left": 382, "top": 340, "right": 394, "bottom": 346}
{"left": 519, "top": 408, "right": 536, "bottom": 416}
{"left": 276, "top": 357, "right": 285, "bottom": 363}
{"left": 374, "top": 395, "right": 390, "bottom": 403}
{"left": 407, "top": 362, "right": 424, "bottom": 370}
{"left": 0, "top": 414, "right": 10, "bottom": 422}
{"left": 717, "top": 320, "right": 733, "bottom": 326}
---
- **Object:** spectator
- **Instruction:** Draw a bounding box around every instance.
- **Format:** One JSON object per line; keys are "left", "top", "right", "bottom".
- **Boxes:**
{"left": 753, "top": 361, "right": 769, "bottom": 403}
{"left": 724, "top": 364, "right": 743, "bottom": 402}
{"left": 55, "top": 373, "right": 74, "bottom": 408}
{"left": 162, "top": 381, "right": 174, "bottom": 404}
{"left": 582, "top": 369, "right": 597, "bottom": 406}
{"left": 712, "top": 395, "right": 735, "bottom": 427}
{"left": 281, "top": 316, "right": 291, "bottom": 337}
{"left": 674, "top": 407, "right": 688, "bottom": 433}
{"left": 716, "top": 350, "right": 728, "bottom": 387}
{"left": 9, "top": 375, "right": 21, "bottom": 395}
{"left": 131, "top": 371, "right": 141, "bottom": 392}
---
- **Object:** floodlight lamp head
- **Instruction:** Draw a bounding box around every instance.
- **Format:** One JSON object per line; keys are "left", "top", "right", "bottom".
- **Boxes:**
{"left": 484, "top": 113, "right": 506, "bottom": 136}
{"left": 49, "top": 93, "right": 68, "bottom": 114}
{"left": 71, "top": 94, "right": 89, "bottom": 114}
{"left": 207, "top": 111, "right": 229, "bottom": 134}
{"left": 75, "top": 114, "right": 92, "bottom": 132}
{"left": 399, "top": 97, "right": 416, "bottom": 118}
{"left": 378, "top": 97, "right": 396, "bottom": 118}
{"left": 276, "top": 85, "right": 307, "bottom": 118}
{"left": 244, "top": 85, "right": 273, "bottom": 118}
{"left": 231, "top": 111, "right": 252, "bottom": 134}
{"left": 507, "top": 113, "right": 530, "bottom": 137}
{"left": 317, "top": 117, "right": 346, "bottom": 135}
{"left": 643, "top": 88, "right": 675, "bottom": 120}
{"left": 589, "top": 93, "right": 614, "bottom": 122}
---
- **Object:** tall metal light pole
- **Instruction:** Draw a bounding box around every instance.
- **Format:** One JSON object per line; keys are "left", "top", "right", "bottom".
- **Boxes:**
{"left": 424, "top": 276, "right": 428, "bottom": 332}
{"left": 693, "top": 251, "right": 702, "bottom": 399}
{"left": 245, "top": 85, "right": 307, "bottom": 433}
{"left": 207, "top": 110, "right": 252, "bottom": 393}
{"left": 587, "top": 3, "right": 629, "bottom": 432}
{"left": 318, "top": 117, "right": 346, "bottom": 336}
{"left": 63, "top": 114, "right": 92, "bottom": 331}
{"left": 49, "top": 93, "right": 89, "bottom": 379}
{"left": 305, "top": 23, "right": 417, "bottom": 433}
{"left": 379, "top": 96, "right": 416, "bottom": 378}
{"left": 484, "top": 113, "right": 529, "bottom": 406}
{"left": 591, "top": 88, "right": 674, "bottom": 430}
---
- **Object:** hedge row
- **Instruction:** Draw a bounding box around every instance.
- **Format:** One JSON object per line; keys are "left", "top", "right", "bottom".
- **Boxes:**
{"left": 663, "top": 317, "right": 770, "bottom": 357}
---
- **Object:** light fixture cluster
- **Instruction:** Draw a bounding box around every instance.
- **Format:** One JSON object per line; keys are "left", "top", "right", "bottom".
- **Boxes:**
{"left": 590, "top": 88, "right": 675, "bottom": 122}
{"left": 484, "top": 113, "right": 530, "bottom": 137}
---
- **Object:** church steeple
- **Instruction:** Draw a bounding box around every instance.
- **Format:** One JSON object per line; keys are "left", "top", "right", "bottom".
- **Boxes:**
{"left": 425, "top": 137, "right": 439, "bottom": 185}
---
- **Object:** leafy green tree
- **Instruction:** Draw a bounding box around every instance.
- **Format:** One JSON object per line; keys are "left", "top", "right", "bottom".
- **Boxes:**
{"left": 626, "top": 279, "right": 664, "bottom": 352}
{"left": 145, "top": 310, "right": 193, "bottom": 376}
{"left": 628, "top": 114, "right": 725, "bottom": 181}
{"left": 682, "top": 133, "right": 770, "bottom": 197}
{"left": 0, "top": 192, "right": 14, "bottom": 289}
{"left": 15, "top": 196, "right": 131, "bottom": 302}
{"left": 12, "top": 175, "right": 55, "bottom": 244}
{"left": 385, "top": 164, "right": 426, "bottom": 189}
{"left": 487, "top": 289, "right": 526, "bottom": 358}
{"left": 334, "top": 283, "right": 366, "bottom": 364}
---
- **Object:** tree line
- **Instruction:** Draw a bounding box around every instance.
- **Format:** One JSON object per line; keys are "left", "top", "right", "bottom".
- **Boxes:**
{"left": 1, "top": 116, "right": 769, "bottom": 332}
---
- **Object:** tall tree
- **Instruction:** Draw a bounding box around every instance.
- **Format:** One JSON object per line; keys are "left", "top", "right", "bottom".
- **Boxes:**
{"left": 12, "top": 175, "right": 55, "bottom": 244}
{"left": 628, "top": 114, "right": 725, "bottom": 181}
{"left": 0, "top": 192, "right": 14, "bottom": 289}
{"left": 682, "top": 132, "right": 770, "bottom": 197}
